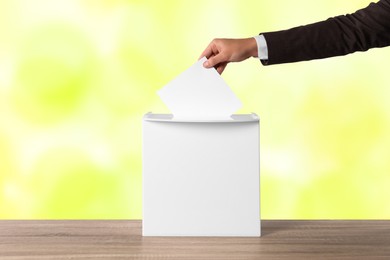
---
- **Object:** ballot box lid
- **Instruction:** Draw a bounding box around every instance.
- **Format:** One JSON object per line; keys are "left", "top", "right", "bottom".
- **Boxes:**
{"left": 143, "top": 113, "right": 259, "bottom": 123}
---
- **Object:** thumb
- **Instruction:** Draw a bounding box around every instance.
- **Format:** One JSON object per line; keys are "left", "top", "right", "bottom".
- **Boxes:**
{"left": 203, "top": 54, "right": 226, "bottom": 68}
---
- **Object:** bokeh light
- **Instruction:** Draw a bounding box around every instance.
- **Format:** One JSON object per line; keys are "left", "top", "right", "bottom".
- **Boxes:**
{"left": 1, "top": 0, "right": 389, "bottom": 219}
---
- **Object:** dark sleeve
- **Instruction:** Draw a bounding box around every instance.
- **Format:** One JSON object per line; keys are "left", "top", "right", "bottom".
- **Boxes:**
{"left": 261, "top": 0, "right": 390, "bottom": 65}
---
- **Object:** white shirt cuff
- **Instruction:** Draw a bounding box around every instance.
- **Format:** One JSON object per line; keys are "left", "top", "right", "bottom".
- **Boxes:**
{"left": 254, "top": 34, "right": 268, "bottom": 60}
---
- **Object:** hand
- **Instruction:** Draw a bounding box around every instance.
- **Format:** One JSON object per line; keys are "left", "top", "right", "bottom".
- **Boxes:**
{"left": 199, "top": 38, "right": 258, "bottom": 74}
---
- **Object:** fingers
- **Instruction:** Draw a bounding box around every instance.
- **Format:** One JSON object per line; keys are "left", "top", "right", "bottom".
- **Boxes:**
{"left": 199, "top": 38, "right": 229, "bottom": 73}
{"left": 216, "top": 63, "right": 227, "bottom": 74}
{"left": 204, "top": 53, "right": 226, "bottom": 68}
{"left": 199, "top": 39, "right": 218, "bottom": 60}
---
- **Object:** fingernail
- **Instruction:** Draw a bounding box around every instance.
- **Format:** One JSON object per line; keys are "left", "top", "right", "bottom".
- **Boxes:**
{"left": 204, "top": 61, "right": 209, "bottom": 67}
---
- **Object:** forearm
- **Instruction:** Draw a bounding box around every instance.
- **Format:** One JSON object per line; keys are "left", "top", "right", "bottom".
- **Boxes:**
{"left": 261, "top": 0, "right": 390, "bottom": 65}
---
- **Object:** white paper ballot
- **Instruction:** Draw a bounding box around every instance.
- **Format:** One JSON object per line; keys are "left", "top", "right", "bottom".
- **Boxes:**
{"left": 157, "top": 57, "right": 242, "bottom": 120}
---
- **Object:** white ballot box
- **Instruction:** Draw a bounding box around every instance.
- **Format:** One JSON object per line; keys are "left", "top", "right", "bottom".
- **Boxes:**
{"left": 142, "top": 113, "right": 260, "bottom": 237}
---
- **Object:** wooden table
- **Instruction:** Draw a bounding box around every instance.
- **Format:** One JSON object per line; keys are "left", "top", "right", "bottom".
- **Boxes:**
{"left": 0, "top": 220, "right": 389, "bottom": 259}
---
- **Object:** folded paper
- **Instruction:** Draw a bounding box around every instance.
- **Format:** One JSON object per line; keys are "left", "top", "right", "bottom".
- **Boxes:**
{"left": 157, "top": 57, "right": 242, "bottom": 120}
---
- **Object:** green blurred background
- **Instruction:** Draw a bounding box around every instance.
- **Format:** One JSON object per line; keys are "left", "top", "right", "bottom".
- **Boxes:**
{"left": 1, "top": 0, "right": 390, "bottom": 219}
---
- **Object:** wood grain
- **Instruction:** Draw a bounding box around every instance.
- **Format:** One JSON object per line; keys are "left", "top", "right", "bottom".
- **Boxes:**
{"left": 0, "top": 220, "right": 389, "bottom": 259}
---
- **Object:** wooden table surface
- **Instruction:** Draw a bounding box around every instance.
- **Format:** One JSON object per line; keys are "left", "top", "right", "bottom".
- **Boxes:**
{"left": 0, "top": 220, "right": 389, "bottom": 259}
